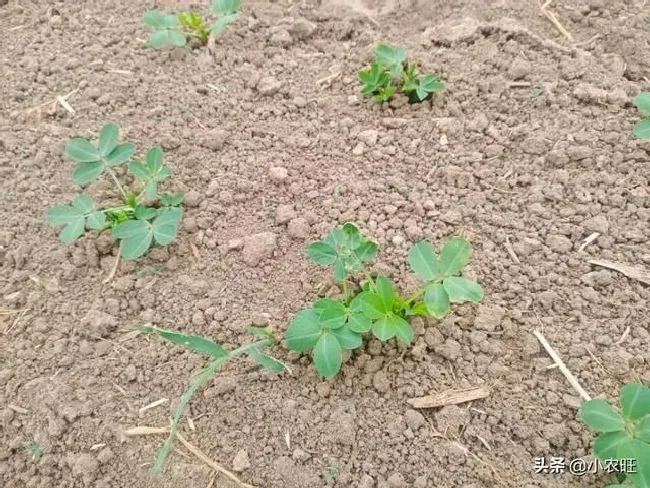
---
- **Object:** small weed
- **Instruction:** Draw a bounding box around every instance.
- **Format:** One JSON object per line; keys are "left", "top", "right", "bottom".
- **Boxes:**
{"left": 285, "top": 223, "right": 483, "bottom": 378}
{"left": 139, "top": 325, "right": 288, "bottom": 473}
{"left": 26, "top": 440, "right": 41, "bottom": 462}
{"left": 323, "top": 462, "right": 338, "bottom": 483}
{"left": 580, "top": 383, "right": 650, "bottom": 487}
{"left": 46, "top": 122, "right": 184, "bottom": 261}
{"left": 358, "top": 43, "right": 445, "bottom": 104}
{"left": 633, "top": 92, "right": 650, "bottom": 140}
{"left": 143, "top": 0, "right": 242, "bottom": 49}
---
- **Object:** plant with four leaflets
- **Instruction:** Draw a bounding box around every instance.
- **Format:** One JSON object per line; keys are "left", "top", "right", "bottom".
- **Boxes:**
{"left": 358, "top": 43, "right": 445, "bottom": 104}
{"left": 143, "top": 0, "right": 242, "bottom": 49}
{"left": 633, "top": 92, "right": 650, "bottom": 140}
{"left": 580, "top": 383, "right": 650, "bottom": 487}
{"left": 46, "top": 122, "right": 184, "bottom": 261}
{"left": 139, "top": 325, "right": 289, "bottom": 473}
{"left": 285, "top": 223, "right": 483, "bottom": 378}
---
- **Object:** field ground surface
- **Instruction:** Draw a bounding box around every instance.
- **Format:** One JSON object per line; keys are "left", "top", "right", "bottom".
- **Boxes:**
{"left": 1, "top": 0, "right": 649, "bottom": 487}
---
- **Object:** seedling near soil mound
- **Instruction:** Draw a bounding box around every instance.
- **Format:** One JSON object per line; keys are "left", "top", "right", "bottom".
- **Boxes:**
{"left": 580, "top": 383, "right": 650, "bottom": 487}
{"left": 138, "top": 325, "right": 288, "bottom": 473}
{"left": 358, "top": 43, "right": 445, "bottom": 103}
{"left": 285, "top": 223, "right": 483, "bottom": 378}
{"left": 46, "top": 122, "right": 184, "bottom": 262}
{"left": 634, "top": 92, "right": 650, "bottom": 140}
{"left": 143, "top": 0, "right": 241, "bottom": 49}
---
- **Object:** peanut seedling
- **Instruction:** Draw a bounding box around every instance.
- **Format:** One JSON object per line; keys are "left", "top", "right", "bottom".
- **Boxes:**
{"left": 580, "top": 383, "right": 650, "bottom": 487}
{"left": 358, "top": 43, "right": 445, "bottom": 104}
{"left": 285, "top": 223, "right": 483, "bottom": 378}
{"left": 143, "top": 0, "right": 241, "bottom": 49}
{"left": 138, "top": 325, "right": 289, "bottom": 473}
{"left": 634, "top": 92, "right": 650, "bottom": 140}
{"left": 46, "top": 122, "right": 184, "bottom": 261}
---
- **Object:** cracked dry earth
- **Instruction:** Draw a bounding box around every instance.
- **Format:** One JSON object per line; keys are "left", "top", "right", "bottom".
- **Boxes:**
{"left": 1, "top": 0, "right": 649, "bottom": 487}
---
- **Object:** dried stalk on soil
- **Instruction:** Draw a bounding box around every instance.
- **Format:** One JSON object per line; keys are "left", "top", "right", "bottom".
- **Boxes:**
{"left": 539, "top": 0, "right": 574, "bottom": 43}
{"left": 589, "top": 259, "right": 650, "bottom": 286}
{"left": 124, "top": 426, "right": 255, "bottom": 488}
{"left": 408, "top": 386, "right": 491, "bottom": 409}
{"left": 533, "top": 329, "right": 591, "bottom": 402}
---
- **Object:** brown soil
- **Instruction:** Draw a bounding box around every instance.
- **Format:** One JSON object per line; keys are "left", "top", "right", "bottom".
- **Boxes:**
{"left": 1, "top": 0, "right": 649, "bottom": 487}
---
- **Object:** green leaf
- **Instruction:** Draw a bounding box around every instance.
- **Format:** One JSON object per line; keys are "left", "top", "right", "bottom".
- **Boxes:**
{"left": 634, "top": 92, "right": 650, "bottom": 115}
{"left": 633, "top": 119, "right": 650, "bottom": 140}
{"left": 375, "top": 43, "right": 407, "bottom": 78}
{"left": 361, "top": 292, "right": 387, "bottom": 319}
{"left": 349, "top": 292, "right": 367, "bottom": 313}
{"left": 375, "top": 276, "right": 396, "bottom": 310}
{"left": 331, "top": 326, "right": 363, "bottom": 350}
{"left": 147, "top": 146, "right": 164, "bottom": 169}
{"left": 143, "top": 10, "right": 179, "bottom": 30}
{"left": 593, "top": 431, "right": 631, "bottom": 460}
{"left": 285, "top": 309, "right": 321, "bottom": 352}
{"left": 73, "top": 161, "right": 104, "bottom": 186}
{"left": 424, "top": 283, "right": 450, "bottom": 318}
{"left": 153, "top": 207, "right": 182, "bottom": 246}
{"left": 171, "top": 192, "right": 184, "bottom": 206}
{"left": 128, "top": 147, "right": 171, "bottom": 199}
{"left": 315, "top": 299, "right": 347, "bottom": 330}
{"left": 65, "top": 138, "right": 100, "bottom": 163}
{"left": 211, "top": 13, "right": 239, "bottom": 36}
{"left": 128, "top": 161, "right": 149, "bottom": 181}
{"left": 371, "top": 316, "right": 396, "bottom": 341}
{"left": 212, "top": 0, "right": 241, "bottom": 15}
{"left": 46, "top": 205, "right": 86, "bottom": 243}
{"left": 637, "top": 416, "right": 650, "bottom": 443}
{"left": 372, "top": 83, "right": 396, "bottom": 103}
{"left": 391, "top": 315, "right": 414, "bottom": 344}
{"left": 72, "top": 194, "right": 94, "bottom": 213}
{"left": 408, "top": 241, "right": 439, "bottom": 281}
{"left": 618, "top": 439, "right": 650, "bottom": 488}
{"left": 307, "top": 241, "right": 337, "bottom": 265}
{"left": 138, "top": 325, "right": 227, "bottom": 358}
{"left": 134, "top": 204, "right": 157, "bottom": 221}
{"left": 443, "top": 276, "right": 484, "bottom": 303}
{"left": 342, "top": 222, "right": 362, "bottom": 249}
{"left": 247, "top": 348, "right": 289, "bottom": 374}
{"left": 621, "top": 384, "right": 650, "bottom": 421}
{"left": 313, "top": 332, "right": 342, "bottom": 378}
{"left": 333, "top": 258, "right": 347, "bottom": 282}
{"left": 347, "top": 312, "right": 372, "bottom": 333}
{"left": 98, "top": 122, "right": 119, "bottom": 157}
{"left": 438, "top": 237, "right": 472, "bottom": 277}
{"left": 86, "top": 211, "right": 107, "bottom": 230}
{"left": 149, "top": 30, "right": 187, "bottom": 49}
{"left": 581, "top": 399, "right": 626, "bottom": 433}
{"left": 113, "top": 219, "right": 153, "bottom": 260}
{"left": 355, "top": 240, "right": 378, "bottom": 263}
{"left": 420, "top": 73, "right": 445, "bottom": 93}
{"left": 106, "top": 142, "right": 136, "bottom": 167}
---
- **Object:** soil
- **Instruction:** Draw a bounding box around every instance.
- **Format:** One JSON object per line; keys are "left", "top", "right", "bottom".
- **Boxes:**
{"left": 1, "top": 0, "right": 649, "bottom": 487}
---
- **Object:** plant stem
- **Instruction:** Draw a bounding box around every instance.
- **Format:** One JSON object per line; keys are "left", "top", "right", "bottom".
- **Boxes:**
{"left": 406, "top": 287, "right": 426, "bottom": 304}
{"left": 101, "top": 205, "right": 131, "bottom": 214}
{"left": 342, "top": 280, "right": 350, "bottom": 300}
{"left": 152, "top": 338, "right": 273, "bottom": 474}
{"left": 106, "top": 166, "right": 128, "bottom": 201}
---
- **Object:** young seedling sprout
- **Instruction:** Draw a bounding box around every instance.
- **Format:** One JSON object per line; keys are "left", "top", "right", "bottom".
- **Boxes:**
{"left": 285, "top": 223, "right": 483, "bottom": 378}
{"left": 143, "top": 0, "right": 242, "bottom": 49}
{"left": 633, "top": 92, "right": 650, "bottom": 140}
{"left": 46, "top": 122, "right": 184, "bottom": 279}
{"left": 138, "top": 325, "right": 289, "bottom": 473}
{"left": 580, "top": 383, "right": 650, "bottom": 486}
{"left": 358, "top": 43, "right": 445, "bottom": 104}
